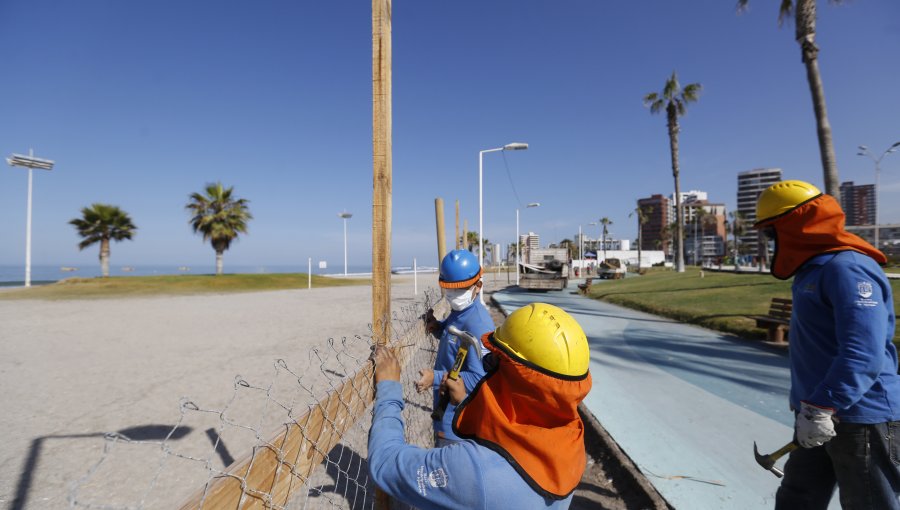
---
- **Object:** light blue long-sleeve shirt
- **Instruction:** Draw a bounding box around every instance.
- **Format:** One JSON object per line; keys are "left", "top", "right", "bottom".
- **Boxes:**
{"left": 790, "top": 251, "right": 900, "bottom": 423}
{"left": 431, "top": 301, "right": 494, "bottom": 440}
{"left": 367, "top": 380, "right": 574, "bottom": 509}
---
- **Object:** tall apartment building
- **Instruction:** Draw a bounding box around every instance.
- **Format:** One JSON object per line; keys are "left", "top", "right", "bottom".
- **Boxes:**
{"left": 840, "top": 181, "right": 876, "bottom": 226}
{"left": 520, "top": 232, "right": 540, "bottom": 250}
{"left": 737, "top": 168, "right": 782, "bottom": 256}
{"left": 668, "top": 190, "right": 708, "bottom": 224}
{"left": 637, "top": 194, "right": 670, "bottom": 254}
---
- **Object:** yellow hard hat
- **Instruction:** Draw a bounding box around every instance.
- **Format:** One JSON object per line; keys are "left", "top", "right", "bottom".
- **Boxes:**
{"left": 755, "top": 180, "right": 822, "bottom": 226}
{"left": 493, "top": 303, "right": 589, "bottom": 376}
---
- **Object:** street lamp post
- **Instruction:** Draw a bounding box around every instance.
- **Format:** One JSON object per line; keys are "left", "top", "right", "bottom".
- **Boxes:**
{"left": 338, "top": 211, "right": 353, "bottom": 277}
{"left": 515, "top": 202, "right": 540, "bottom": 286}
{"left": 7, "top": 150, "right": 55, "bottom": 287}
{"left": 858, "top": 142, "right": 900, "bottom": 248}
{"left": 479, "top": 142, "right": 528, "bottom": 268}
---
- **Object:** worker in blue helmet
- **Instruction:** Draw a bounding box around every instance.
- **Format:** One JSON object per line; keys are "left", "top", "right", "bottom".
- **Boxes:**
{"left": 417, "top": 249, "right": 495, "bottom": 446}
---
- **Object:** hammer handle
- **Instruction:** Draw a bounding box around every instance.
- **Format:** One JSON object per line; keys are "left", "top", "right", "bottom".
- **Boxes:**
{"left": 430, "top": 345, "right": 468, "bottom": 421}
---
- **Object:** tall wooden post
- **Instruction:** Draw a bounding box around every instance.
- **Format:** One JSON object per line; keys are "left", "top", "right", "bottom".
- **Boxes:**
{"left": 463, "top": 219, "right": 468, "bottom": 250}
{"left": 372, "top": 0, "right": 392, "bottom": 347}
{"left": 455, "top": 200, "right": 460, "bottom": 250}
{"left": 435, "top": 198, "right": 447, "bottom": 263}
{"left": 372, "top": 1, "right": 392, "bottom": 508}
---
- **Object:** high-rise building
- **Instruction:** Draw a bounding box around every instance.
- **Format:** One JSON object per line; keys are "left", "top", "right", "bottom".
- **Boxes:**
{"left": 840, "top": 181, "right": 875, "bottom": 226}
{"left": 637, "top": 194, "right": 670, "bottom": 254}
{"left": 668, "top": 190, "right": 708, "bottom": 224}
{"left": 736, "top": 168, "right": 782, "bottom": 256}
{"left": 520, "top": 232, "right": 540, "bottom": 250}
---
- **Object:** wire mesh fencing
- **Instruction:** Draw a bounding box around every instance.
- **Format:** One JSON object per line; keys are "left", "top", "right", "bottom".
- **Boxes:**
{"left": 68, "top": 289, "right": 444, "bottom": 510}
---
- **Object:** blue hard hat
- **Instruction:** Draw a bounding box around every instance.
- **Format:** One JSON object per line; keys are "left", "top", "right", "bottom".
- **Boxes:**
{"left": 439, "top": 249, "right": 482, "bottom": 289}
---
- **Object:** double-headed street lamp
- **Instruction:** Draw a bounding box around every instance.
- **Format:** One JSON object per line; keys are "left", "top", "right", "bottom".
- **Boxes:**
{"left": 858, "top": 141, "right": 900, "bottom": 248}
{"left": 338, "top": 211, "right": 353, "bottom": 277}
{"left": 479, "top": 142, "right": 528, "bottom": 268}
{"left": 7, "top": 150, "right": 55, "bottom": 287}
{"left": 516, "top": 202, "right": 540, "bottom": 285}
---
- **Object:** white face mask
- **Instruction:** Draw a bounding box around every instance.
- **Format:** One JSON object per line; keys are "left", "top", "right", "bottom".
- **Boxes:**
{"left": 447, "top": 287, "right": 476, "bottom": 311}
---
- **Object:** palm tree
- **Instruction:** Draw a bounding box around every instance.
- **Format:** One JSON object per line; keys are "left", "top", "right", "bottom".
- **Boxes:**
{"left": 729, "top": 210, "right": 747, "bottom": 272}
{"left": 186, "top": 183, "right": 252, "bottom": 276}
{"left": 699, "top": 209, "right": 719, "bottom": 266}
{"left": 737, "top": 0, "right": 841, "bottom": 200}
{"left": 69, "top": 203, "right": 137, "bottom": 277}
{"left": 559, "top": 238, "right": 578, "bottom": 261}
{"left": 644, "top": 72, "right": 702, "bottom": 273}
{"left": 598, "top": 217, "right": 613, "bottom": 261}
{"left": 629, "top": 206, "right": 652, "bottom": 270}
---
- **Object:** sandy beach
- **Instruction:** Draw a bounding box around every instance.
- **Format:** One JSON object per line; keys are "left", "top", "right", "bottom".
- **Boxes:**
{"left": 0, "top": 274, "right": 452, "bottom": 509}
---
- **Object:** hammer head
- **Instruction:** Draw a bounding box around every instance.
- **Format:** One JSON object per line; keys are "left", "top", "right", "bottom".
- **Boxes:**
{"left": 753, "top": 441, "right": 785, "bottom": 478}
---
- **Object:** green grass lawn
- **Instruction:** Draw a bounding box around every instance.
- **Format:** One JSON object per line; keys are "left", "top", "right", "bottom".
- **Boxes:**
{"left": 0, "top": 273, "right": 371, "bottom": 300}
{"left": 586, "top": 267, "right": 900, "bottom": 342}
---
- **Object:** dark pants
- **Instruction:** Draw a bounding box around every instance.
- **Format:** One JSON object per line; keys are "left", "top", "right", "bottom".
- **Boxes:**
{"left": 775, "top": 421, "right": 900, "bottom": 510}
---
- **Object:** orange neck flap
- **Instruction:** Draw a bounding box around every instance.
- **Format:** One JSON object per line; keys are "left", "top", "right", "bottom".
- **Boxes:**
{"left": 452, "top": 333, "right": 592, "bottom": 500}
{"left": 766, "top": 194, "right": 886, "bottom": 280}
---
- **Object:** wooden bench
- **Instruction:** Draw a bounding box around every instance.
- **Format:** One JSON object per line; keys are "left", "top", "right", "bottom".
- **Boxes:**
{"left": 752, "top": 298, "right": 792, "bottom": 343}
{"left": 577, "top": 278, "right": 593, "bottom": 295}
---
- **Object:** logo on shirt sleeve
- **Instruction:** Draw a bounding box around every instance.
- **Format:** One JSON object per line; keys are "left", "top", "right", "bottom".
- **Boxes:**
{"left": 856, "top": 281, "right": 878, "bottom": 307}
{"left": 416, "top": 465, "right": 449, "bottom": 496}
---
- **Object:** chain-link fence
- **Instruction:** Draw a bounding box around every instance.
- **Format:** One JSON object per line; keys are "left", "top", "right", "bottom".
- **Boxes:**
{"left": 69, "top": 289, "right": 444, "bottom": 510}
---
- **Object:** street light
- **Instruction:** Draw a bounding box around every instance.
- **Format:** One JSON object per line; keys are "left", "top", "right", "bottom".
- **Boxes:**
{"left": 7, "top": 150, "right": 55, "bottom": 287}
{"left": 516, "top": 202, "right": 540, "bottom": 286}
{"left": 858, "top": 141, "right": 900, "bottom": 248}
{"left": 479, "top": 142, "right": 528, "bottom": 268}
{"left": 338, "top": 211, "right": 353, "bottom": 277}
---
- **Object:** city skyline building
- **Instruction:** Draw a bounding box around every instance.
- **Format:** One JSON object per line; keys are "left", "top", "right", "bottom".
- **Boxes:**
{"left": 637, "top": 194, "right": 670, "bottom": 255}
{"left": 840, "top": 181, "right": 876, "bottom": 226}
{"left": 736, "top": 168, "right": 782, "bottom": 258}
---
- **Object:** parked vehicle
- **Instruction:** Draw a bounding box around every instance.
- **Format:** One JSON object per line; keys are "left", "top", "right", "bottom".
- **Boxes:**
{"left": 519, "top": 248, "right": 569, "bottom": 291}
{"left": 598, "top": 258, "right": 626, "bottom": 280}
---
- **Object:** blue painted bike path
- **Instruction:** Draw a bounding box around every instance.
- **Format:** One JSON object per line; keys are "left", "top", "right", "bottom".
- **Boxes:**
{"left": 492, "top": 281, "right": 839, "bottom": 510}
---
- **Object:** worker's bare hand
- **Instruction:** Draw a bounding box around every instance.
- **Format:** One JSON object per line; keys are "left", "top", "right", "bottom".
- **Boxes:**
{"left": 425, "top": 309, "right": 440, "bottom": 335}
{"left": 440, "top": 373, "right": 468, "bottom": 406}
{"left": 373, "top": 345, "right": 401, "bottom": 383}
{"left": 415, "top": 368, "right": 434, "bottom": 393}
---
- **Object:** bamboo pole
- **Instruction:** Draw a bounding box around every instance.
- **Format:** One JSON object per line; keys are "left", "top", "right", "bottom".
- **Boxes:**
{"left": 435, "top": 198, "right": 447, "bottom": 262}
{"left": 463, "top": 220, "right": 468, "bottom": 250}
{"left": 455, "top": 200, "right": 460, "bottom": 250}
{"left": 372, "top": 0, "right": 392, "bottom": 346}
{"left": 372, "top": 1, "right": 392, "bottom": 508}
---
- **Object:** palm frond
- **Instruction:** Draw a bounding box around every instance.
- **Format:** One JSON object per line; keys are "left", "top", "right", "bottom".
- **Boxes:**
{"left": 682, "top": 83, "right": 702, "bottom": 102}
{"left": 663, "top": 72, "right": 679, "bottom": 100}
{"left": 778, "top": 0, "right": 794, "bottom": 26}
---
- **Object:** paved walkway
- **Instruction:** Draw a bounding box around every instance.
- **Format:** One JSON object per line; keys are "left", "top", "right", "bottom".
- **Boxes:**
{"left": 492, "top": 280, "right": 840, "bottom": 510}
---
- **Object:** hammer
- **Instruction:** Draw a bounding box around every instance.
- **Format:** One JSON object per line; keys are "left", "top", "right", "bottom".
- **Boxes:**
{"left": 430, "top": 326, "right": 483, "bottom": 421}
{"left": 753, "top": 440, "right": 798, "bottom": 478}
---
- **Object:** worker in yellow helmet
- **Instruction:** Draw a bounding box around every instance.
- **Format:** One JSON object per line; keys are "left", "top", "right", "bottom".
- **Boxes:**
{"left": 368, "top": 303, "right": 592, "bottom": 509}
{"left": 754, "top": 180, "right": 900, "bottom": 509}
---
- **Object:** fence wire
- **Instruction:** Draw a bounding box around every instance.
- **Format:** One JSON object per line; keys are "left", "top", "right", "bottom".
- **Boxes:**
{"left": 69, "top": 289, "right": 443, "bottom": 510}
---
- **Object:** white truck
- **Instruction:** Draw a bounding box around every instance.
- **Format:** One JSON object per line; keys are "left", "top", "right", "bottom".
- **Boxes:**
{"left": 519, "top": 248, "right": 569, "bottom": 291}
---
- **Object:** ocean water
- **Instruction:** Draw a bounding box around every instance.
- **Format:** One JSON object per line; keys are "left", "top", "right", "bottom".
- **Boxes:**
{"left": 0, "top": 264, "right": 376, "bottom": 286}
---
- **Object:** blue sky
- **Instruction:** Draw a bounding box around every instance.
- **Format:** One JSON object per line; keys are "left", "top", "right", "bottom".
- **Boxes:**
{"left": 1, "top": 1, "right": 898, "bottom": 269}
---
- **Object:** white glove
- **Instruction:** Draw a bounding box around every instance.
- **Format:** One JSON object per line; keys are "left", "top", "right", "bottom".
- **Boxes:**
{"left": 796, "top": 401, "right": 837, "bottom": 448}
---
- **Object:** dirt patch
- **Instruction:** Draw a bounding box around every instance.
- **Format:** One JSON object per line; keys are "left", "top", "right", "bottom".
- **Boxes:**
{"left": 482, "top": 286, "right": 671, "bottom": 510}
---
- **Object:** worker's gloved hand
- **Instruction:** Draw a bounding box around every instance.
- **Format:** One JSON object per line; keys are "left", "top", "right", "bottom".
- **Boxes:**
{"left": 796, "top": 401, "right": 837, "bottom": 448}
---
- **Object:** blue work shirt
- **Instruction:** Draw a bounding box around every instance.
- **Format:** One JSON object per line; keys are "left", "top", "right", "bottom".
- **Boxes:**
{"left": 368, "top": 380, "right": 574, "bottom": 509}
{"left": 432, "top": 300, "right": 494, "bottom": 440}
{"left": 790, "top": 251, "right": 900, "bottom": 423}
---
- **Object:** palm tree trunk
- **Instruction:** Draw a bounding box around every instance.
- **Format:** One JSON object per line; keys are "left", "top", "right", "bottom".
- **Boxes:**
{"left": 216, "top": 251, "right": 224, "bottom": 276}
{"left": 667, "top": 107, "right": 685, "bottom": 273}
{"left": 637, "top": 218, "right": 643, "bottom": 270}
{"left": 796, "top": 0, "right": 840, "bottom": 201}
{"left": 100, "top": 239, "right": 110, "bottom": 277}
